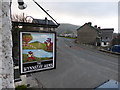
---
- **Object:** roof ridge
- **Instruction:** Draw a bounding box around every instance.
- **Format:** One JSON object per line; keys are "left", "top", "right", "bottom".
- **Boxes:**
{"left": 77, "top": 23, "right": 100, "bottom": 33}
{"left": 88, "top": 24, "right": 100, "bottom": 32}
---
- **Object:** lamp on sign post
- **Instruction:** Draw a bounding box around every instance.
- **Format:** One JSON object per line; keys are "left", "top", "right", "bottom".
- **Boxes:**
{"left": 18, "top": 0, "right": 27, "bottom": 10}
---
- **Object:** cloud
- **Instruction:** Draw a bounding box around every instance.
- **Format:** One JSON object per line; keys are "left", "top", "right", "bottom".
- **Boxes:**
{"left": 40, "top": 35, "right": 50, "bottom": 38}
{"left": 29, "top": 33, "right": 54, "bottom": 43}
{"left": 44, "top": 2, "right": 117, "bottom": 17}
{"left": 11, "top": 1, "right": 118, "bottom": 33}
{"left": 12, "top": 1, "right": 117, "bottom": 18}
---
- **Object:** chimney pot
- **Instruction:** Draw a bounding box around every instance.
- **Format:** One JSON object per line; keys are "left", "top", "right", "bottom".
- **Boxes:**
{"left": 45, "top": 17, "right": 48, "bottom": 24}
{"left": 94, "top": 25, "right": 97, "bottom": 28}
{"left": 45, "top": 17, "right": 47, "bottom": 20}
{"left": 98, "top": 27, "right": 101, "bottom": 29}
{"left": 88, "top": 22, "right": 92, "bottom": 26}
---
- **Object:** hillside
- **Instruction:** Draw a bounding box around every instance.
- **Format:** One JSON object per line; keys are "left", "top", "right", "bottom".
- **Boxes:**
{"left": 56, "top": 23, "right": 80, "bottom": 34}
{"left": 23, "top": 41, "right": 46, "bottom": 50}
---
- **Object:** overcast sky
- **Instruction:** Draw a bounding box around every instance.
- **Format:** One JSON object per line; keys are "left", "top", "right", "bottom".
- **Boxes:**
{"left": 11, "top": 0, "right": 119, "bottom": 33}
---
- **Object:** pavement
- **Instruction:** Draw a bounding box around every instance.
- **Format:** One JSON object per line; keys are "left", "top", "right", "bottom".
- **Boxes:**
{"left": 26, "top": 74, "right": 40, "bottom": 88}
{"left": 15, "top": 74, "right": 44, "bottom": 88}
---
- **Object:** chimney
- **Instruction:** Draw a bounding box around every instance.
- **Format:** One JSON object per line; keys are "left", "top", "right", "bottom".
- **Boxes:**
{"left": 87, "top": 22, "right": 92, "bottom": 26}
{"left": 98, "top": 27, "right": 101, "bottom": 29}
{"left": 45, "top": 17, "right": 48, "bottom": 24}
{"left": 94, "top": 25, "right": 97, "bottom": 28}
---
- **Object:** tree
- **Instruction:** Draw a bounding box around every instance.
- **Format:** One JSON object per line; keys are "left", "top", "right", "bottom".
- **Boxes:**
{"left": 22, "top": 34, "right": 32, "bottom": 45}
{"left": 0, "top": 1, "right": 14, "bottom": 88}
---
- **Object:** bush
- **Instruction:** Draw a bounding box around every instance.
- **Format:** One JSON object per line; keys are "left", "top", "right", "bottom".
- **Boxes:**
{"left": 16, "top": 85, "right": 27, "bottom": 90}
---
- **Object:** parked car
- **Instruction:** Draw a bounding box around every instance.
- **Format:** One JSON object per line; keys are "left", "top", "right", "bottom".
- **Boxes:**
{"left": 111, "top": 45, "right": 120, "bottom": 53}
{"left": 94, "top": 80, "right": 119, "bottom": 89}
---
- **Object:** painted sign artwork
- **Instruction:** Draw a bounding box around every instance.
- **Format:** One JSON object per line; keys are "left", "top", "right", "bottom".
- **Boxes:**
{"left": 19, "top": 31, "right": 56, "bottom": 74}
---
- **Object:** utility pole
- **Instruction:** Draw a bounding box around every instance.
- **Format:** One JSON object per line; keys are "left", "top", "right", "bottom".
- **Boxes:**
{"left": 0, "top": 0, "right": 14, "bottom": 89}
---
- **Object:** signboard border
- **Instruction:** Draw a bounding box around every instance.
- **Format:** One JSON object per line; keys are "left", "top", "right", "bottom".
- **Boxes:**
{"left": 18, "top": 30, "right": 56, "bottom": 75}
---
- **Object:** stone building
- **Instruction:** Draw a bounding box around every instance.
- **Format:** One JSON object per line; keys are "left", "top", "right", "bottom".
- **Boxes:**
{"left": 77, "top": 22, "right": 101, "bottom": 46}
{"left": 100, "top": 28, "right": 114, "bottom": 47}
{"left": 77, "top": 22, "right": 114, "bottom": 47}
{"left": 12, "top": 17, "right": 59, "bottom": 32}
{"left": 32, "top": 17, "right": 58, "bottom": 31}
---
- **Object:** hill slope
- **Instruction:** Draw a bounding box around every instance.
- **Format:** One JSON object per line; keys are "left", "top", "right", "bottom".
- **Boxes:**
{"left": 56, "top": 23, "right": 80, "bottom": 34}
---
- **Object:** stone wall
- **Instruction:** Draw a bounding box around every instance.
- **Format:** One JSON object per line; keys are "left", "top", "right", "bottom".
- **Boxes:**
{"left": 77, "top": 24, "right": 98, "bottom": 45}
{"left": 0, "top": 1, "right": 14, "bottom": 89}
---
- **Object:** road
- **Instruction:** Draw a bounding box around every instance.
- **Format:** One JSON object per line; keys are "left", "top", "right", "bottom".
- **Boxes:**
{"left": 32, "top": 37, "right": 118, "bottom": 88}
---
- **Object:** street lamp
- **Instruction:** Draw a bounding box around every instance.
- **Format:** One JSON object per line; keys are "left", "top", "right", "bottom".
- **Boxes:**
{"left": 18, "top": 0, "right": 27, "bottom": 10}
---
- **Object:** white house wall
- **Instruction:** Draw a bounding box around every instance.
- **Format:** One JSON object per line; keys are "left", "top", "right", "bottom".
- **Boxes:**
{"left": 101, "top": 42, "right": 109, "bottom": 47}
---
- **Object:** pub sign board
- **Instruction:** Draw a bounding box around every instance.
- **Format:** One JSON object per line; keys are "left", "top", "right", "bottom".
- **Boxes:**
{"left": 19, "top": 31, "right": 56, "bottom": 74}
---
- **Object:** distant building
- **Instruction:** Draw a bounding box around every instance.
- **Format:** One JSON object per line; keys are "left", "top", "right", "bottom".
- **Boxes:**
{"left": 32, "top": 17, "right": 58, "bottom": 31}
{"left": 77, "top": 22, "right": 114, "bottom": 47}
{"left": 12, "top": 17, "right": 59, "bottom": 32}
{"left": 100, "top": 28, "right": 114, "bottom": 47}
{"left": 77, "top": 22, "right": 101, "bottom": 46}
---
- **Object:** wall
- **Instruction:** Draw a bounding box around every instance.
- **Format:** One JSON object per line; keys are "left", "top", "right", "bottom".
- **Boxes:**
{"left": 0, "top": 1, "right": 14, "bottom": 88}
{"left": 100, "top": 30, "right": 113, "bottom": 42}
{"left": 101, "top": 42, "right": 109, "bottom": 47}
{"left": 77, "top": 24, "right": 98, "bottom": 45}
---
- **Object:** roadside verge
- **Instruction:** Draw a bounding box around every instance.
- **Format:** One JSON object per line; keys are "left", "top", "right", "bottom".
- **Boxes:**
{"left": 99, "top": 49, "right": 120, "bottom": 55}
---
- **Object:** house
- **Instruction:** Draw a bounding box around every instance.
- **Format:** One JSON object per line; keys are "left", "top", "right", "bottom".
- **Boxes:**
{"left": 13, "top": 17, "right": 59, "bottom": 32}
{"left": 77, "top": 22, "right": 114, "bottom": 47}
{"left": 100, "top": 28, "right": 114, "bottom": 47}
{"left": 77, "top": 22, "right": 101, "bottom": 46}
{"left": 32, "top": 17, "right": 58, "bottom": 31}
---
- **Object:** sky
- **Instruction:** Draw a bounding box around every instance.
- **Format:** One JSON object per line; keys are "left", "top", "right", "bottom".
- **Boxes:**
{"left": 29, "top": 33, "right": 54, "bottom": 43}
{"left": 11, "top": 0, "right": 119, "bottom": 33}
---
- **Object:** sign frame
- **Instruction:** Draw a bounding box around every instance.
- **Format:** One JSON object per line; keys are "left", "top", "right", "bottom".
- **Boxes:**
{"left": 19, "top": 30, "right": 56, "bottom": 74}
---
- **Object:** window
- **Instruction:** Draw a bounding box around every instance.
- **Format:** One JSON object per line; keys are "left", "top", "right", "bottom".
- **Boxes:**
{"left": 106, "top": 37, "right": 108, "bottom": 39}
{"left": 104, "top": 42, "right": 107, "bottom": 45}
{"left": 40, "top": 27, "right": 43, "bottom": 30}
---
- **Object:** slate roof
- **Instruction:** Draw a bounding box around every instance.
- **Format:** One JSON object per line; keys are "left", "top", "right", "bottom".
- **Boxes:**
{"left": 100, "top": 28, "right": 114, "bottom": 31}
{"left": 77, "top": 23, "right": 100, "bottom": 33}
{"left": 32, "top": 18, "right": 57, "bottom": 26}
{"left": 77, "top": 23, "right": 114, "bottom": 33}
